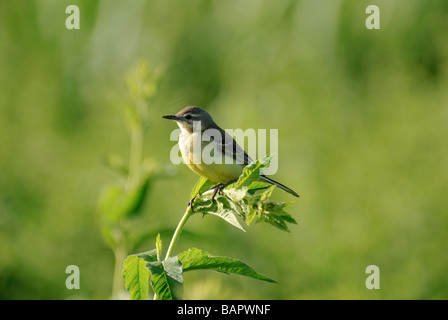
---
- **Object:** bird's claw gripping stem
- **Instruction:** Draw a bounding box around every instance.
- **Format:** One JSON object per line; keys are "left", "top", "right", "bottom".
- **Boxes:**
{"left": 188, "top": 191, "right": 201, "bottom": 212}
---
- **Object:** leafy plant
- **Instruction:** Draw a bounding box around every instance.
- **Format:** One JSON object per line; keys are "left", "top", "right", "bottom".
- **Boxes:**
{"left": 122, "top": 156, "right": 297, "bottom": 300}
{"left": 97, "top": 60, "right": 163, "bottom": 298}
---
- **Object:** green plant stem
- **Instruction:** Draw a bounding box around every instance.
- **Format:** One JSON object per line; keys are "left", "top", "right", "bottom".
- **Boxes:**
{"left": 153, "top": 205, "right": 193, "bottom": 300}
{"left": 165, "top": 206, "right": 194, "bottom": 260}
{"left": 128, "top": 127, "right": 143, "bottom": 188}
{"left": 111, "top": 244, "right": 127, "bottom": 299}
{"left": 111, "top": 126, "right": 142, "bottom": 299}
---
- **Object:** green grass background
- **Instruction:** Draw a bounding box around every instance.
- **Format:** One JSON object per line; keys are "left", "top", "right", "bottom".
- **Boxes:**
{"left": 0, "top": 0, "right": 447, "bottom": 299}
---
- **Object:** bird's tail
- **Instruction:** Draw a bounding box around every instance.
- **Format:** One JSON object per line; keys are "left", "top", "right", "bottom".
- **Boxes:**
{"left": 260, "top": 175, "right": 299, "bottom": 197}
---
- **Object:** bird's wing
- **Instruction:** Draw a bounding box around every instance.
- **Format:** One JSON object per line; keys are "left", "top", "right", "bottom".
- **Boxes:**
{"left": 202, "top": 128, "right": 252, "bottom": 165}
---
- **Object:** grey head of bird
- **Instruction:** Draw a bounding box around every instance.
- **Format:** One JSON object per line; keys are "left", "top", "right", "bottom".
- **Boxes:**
{"left": 162, "top": 106, "right": 216, "bottom": 132}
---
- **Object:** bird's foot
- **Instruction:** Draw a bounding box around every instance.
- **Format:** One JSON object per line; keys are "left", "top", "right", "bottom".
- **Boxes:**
{"left": 187, "top": 191, "right": 201, "bottom": 212}
{"left": 211, "top": 184, "right": 224, "bottom": 202}
{"left": 211, "top": 180, "right": 237, "bottom": 202}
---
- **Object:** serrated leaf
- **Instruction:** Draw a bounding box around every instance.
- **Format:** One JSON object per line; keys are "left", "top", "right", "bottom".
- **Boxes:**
{"left": 248, "top": 200, "right": 297, "bottom": 232}
{"left": 122, "top": 255, "right": 150, "bottom": 300}
{"left": 192, "top": 194, "right": 245, "bottom": 231}
{"left": 271, "top": 202, "right": 297, "bottom": 224}
{"left": 262, "top": 212, "right": 290, "bottom": 231}
{"left": 187, "top": 155, "right": 296, "bottom": 233}
{"left": 223, "top": 188, "right": 247, "bottom": 202}
{"left": 217, "top": 193, "right": 246, "bottom": 220}
{"left": 234, "top": 155, "right": 272, "bottom": 190}
{"left": 146, "top": 257, "right": 183, "bottom": 300}
{"left": 260, "top": 185, "right": 276, "bottom": 201}
{"left": 178, "top": 248, "right": 276, "bottom": 283}
{"left": 208, "top": 197, "right": 245, "bottom": 231}
{"left": 192, "top": 197, "right": 215, "bottom": 212}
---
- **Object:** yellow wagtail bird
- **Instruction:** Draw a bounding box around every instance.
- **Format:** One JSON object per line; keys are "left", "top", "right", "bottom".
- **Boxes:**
{"left": 162, "top": 106, "right": 299, "bottom": 201}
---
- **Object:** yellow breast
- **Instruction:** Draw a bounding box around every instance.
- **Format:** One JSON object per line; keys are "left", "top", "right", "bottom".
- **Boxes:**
{"left": 178, "top": 131, "right": 244, "bottom": 184}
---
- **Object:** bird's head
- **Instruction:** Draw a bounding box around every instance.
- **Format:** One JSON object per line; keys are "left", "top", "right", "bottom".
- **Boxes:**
{"left": 162, "top": 106, "right": 215, "bottom": 132}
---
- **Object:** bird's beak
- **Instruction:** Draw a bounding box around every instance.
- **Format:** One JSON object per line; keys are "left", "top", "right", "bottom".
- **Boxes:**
{"left": 162, "top": 114, "right": 179, "bottom": 121}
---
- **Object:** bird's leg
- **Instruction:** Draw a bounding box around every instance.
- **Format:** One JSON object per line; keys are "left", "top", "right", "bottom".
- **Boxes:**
{"left": 211, "top": 184, "right": 223, "bottom": 202}
{"left": 211, "top": 180, "right": 238, "bottom": 202}
{"left": 187, "top": 191, "right": 201, "bottom": 212}
{"left": 190, "top": 181, "right": 234, "bottom": 213}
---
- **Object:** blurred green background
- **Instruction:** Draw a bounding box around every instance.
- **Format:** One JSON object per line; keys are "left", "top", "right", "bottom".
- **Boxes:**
{"left": 1, "top": 0, "right": 447, "bottom": 299}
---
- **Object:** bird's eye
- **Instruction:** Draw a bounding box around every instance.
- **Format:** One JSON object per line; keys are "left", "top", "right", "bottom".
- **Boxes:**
{"left": 185, "top": 115, "right": 192, "bottom": 120}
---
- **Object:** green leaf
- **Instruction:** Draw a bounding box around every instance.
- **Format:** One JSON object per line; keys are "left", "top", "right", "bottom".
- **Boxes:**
{"left": 194, "top": 195, "right": 246, "bottom": 232}
{"left": 122, "top": 255, "right": 150, "bottom": 300}
{"left": 223, "top": 188, "right": 247, "bottom": 202}
{"left": 156, "top": 234, "right": 162, "bottom": 261}
{"left": 101, "top": 153, "right": 128, "bottom": 176}
{"left": 97, "top": 180, "right": 148, "bottom": 223}
{"left": 261, "top": 212, "right": 289, "bottom": 231}
{"left": 178, "top": 248, "right": 276, "bottom": 283}
{"left": 260, "top": 185, "right": 276, "bottom": 201}
{"left": 234, "top": 155, "right": 272, "bottom": 190}
{"left": 99, "top": 224, "right": 118, "bottom": 249}
{"left": 146, "top": 257, "right": 183, "bottom": 300}
{"left": 136, "top": 249, "right": 158, "bottom": 263}
{"left": 126, "top": 60, "right": 158, "bottom": 101}
{"left": 246, "top": 202, "right": 258, "bottom": 226}
{"left": 191, "top": 197, "right": 215, "bottom": 212}
{"left": 247, "top": 181, "right": 270, "bottom": 194}
{"left": 209, "top": 197, "right": 246, "bottom": 232}
{"left": 190, "top": 176, "right": 216, "bottom": 199}
{"left": 130, "top": 248, "right": 183, "bottom": 300}
{"left": 271, "top": 202, "right": 297, "bottom": 224}
{"left": 187, "top": 156, "right": 297, "bottom": 233}
{"left": 256, "top": 201, "right": 297, "bottom": 232}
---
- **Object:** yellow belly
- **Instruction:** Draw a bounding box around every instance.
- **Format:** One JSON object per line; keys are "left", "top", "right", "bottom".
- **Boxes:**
{"left": 179, "top": 131, "right": 244, "bottom": 183}
{"left": 187, "top": 161, "right": 244, "bottom": 184}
